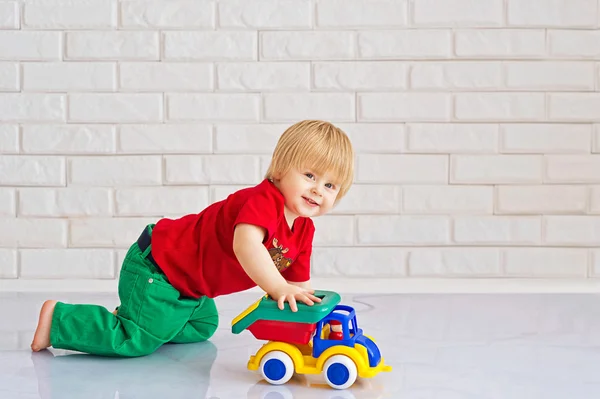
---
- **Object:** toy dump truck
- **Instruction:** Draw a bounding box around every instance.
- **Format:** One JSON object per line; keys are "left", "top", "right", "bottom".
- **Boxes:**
{"left": 231, "top": 290, "right": 391, "bottom": 389}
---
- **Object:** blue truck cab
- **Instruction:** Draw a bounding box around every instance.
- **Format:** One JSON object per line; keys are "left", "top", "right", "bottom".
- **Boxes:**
{"left": 313, "top": 304, "right": 383, "bottom": 368}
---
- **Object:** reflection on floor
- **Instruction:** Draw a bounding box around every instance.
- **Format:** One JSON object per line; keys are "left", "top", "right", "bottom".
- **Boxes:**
{"left": 2, "top": 291, "right": 600, "bottom": 398}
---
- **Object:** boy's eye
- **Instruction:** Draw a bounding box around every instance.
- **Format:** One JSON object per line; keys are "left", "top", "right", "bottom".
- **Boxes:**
{"left": 304, "top": 173, "right": 314, "bottom": 179}
{"left": 325, "top": 183, "right": 334, "bottom": 189}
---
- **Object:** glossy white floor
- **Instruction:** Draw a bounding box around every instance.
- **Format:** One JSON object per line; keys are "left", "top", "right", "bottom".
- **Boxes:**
{"left": 2, "top": 291, "right": 600, "bottom": 399}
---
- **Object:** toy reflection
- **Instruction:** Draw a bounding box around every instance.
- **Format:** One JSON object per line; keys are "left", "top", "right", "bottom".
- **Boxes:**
{"left": 30, "top": 341, "right": 217, "bottom": 399}
{"left": 246, "top": 373, "right": 386, "bottom": 399}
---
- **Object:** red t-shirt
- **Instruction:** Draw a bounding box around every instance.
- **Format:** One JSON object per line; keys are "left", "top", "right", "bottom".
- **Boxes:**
{"left": 151, "top": 179, "right": 315, "bottom": 298}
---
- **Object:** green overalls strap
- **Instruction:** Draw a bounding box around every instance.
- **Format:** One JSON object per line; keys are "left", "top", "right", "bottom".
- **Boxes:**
{"left": 50, "top": 224, "right": 219, "bottom": 357}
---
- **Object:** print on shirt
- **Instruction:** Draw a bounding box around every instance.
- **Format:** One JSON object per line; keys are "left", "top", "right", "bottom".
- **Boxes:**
{"left": 268, "top": 237, "right": 293, "bottom": 272}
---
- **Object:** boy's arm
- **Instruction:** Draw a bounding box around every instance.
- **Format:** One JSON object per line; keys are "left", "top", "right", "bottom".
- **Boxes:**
{"left": 233, "top": 223, "right": 321, "bottom": 312}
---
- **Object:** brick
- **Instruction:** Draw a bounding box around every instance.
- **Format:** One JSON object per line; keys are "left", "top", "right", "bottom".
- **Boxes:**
{"left": 214, "top": 124, "right": 285, "bottom": 154}
{"left": 168, "top": 94, "right": 259, "bottom": 122}
{"left": 23, "top": 62, "right": 116, "bottom": 92}
{"left": 312, "top": 247, "right": 408, "bottom": 277}
{"left": 69, "top": 94, "right": 162, "bottom": 123}
{"left": 70, "top": 218, "right": 157, "bottom": 248}
{"left": 592, "top": 250, "right": 600, "bottom": 276}
{"left": 0, "top": 94, "right": 65, "bottom": 122}
{"left": 454, "top": 216, "right": 541, "bottom": 244}
{"left": 312, "top": 216, "right": 354, "bottom": 246}
{"left": 357, "top": 154, "right": 447, "bottom": 183}
{"left": 263, "top": 93, "right": 355, "bottom": 122}
{"left": 359, "top": 93, "right": 451, "bottom": 121}
{"left": 316, "top": 0, "right": 408, "bottom": 28}
{"left": 220, "top": 0, "right": 310, "bottom": 28}
{"left": 0, "top": 189, "right": 15, "bottom": 217}
{"left": 500, "top": 124, "right": 592, "bottom": 154}
{"left": 165, "top": 155, "right": 259, "bottom": 184}
{"left": 0, "top": 249, "right": 17, "bottom": 278}
{"left": 545, "top": 155, "right": 600, "bottom": 183}
{"left": 545, "top": 216, "right": 600, "bottom": 245}
{"left": 408, "top": 248, "right": 501, "bottom": 276}
{"left": 496, "top": 185, "right": 587, "bottom": 214}
{"left": 0, "top": 31, "right": 61, "bottom": 61}
{"left": 0, "top": 62, "right": 18, "bottom": 91}
{"left": 19, "top": 188, "right": 112, "bottom": 217}
{"left": 451, "top": 155, "right": 542, "bottom": 184}
{"left": 357, "top": 215, "right": 450, "bottom": 245}
{"left": 455, "top": 93, "right": 545, "bottom": 121}
{"left": 314, "top": 61, "right": 408, "bottom": 90}
{"left": 0, "top": 333, "right": 18, "bottom": 350}
{"left": 549, "top": 94, "right": 600, "bottom": 121}
{"left": 116, "top": 187, "right": 209, "bottom": 216}
{"left": 332, "top": 185, "right": 401, "bottom": 214}
{"left": 503, "top": 248, "right": 588, "bottom": 277}
{"left": 595, "top": 125, "right": 600, "bottom": 153}
{"left": 261, "top": 31, "right": 355, "bottom": 60}
{"left": 508, "top": 0, "right": 597, "bottom": 27}
{"left": 0, "top": 156, "right": 65, "bottom": 186}
{"left": 455, "top": 29, "right": 546, "bottom": 58}
{"left": 24, "top": 0, "right": 116, "bottom": 29}
{"left": 164, "top": 31, "right": 256, "bottom": 61}
{"left": 120, "top": 62, "right": 213, "bottom": 92}
{"left": 336, "top": 123, "right": 405, "bottom": 153}
{"left": 407, "top": 123, "right": 498, "bottom": 153}
{"left": 358, "top": 30, "right": 451, "bottom": 59}
{"left": 259, "top": 155, "right": 271, "bottom": 177}
{"left": 506, "top": 62, "right": 595, "bottom": 91}
{"left": 22, "top": 125, "right": 116, "bottom": 154}
{"left": 411, "top": 61, "right": 502, "bottom": 90}
{"left": 592, "top": 187, "right": 600, "bottom": 214}
{"left": 218, "top": 62, "right": 309, "bottom": 91}
{"left": 0, "top": 125, "right": 18, "bottom": 153}
{"left": 0, "top": 219, "right": 67, "bottom": 247}
{"left": 211, "top": 185, "right": 251, "bottom": 203}
{"left": 119, "top": 124, "right": 212, "bottom": 154}
{"left": 69, "top": 156, "right": 162, "bottom": 186}
{"left": 549, "top": 30, "right": 600, "bottom": 58}
{"left": 0, "top": 2, "right": 18, "bottom": 29}
{"left": 403, "top": 186, "right": 493, "bottom": 214}
{"left": 413, "top": 0, "right": 502, "bottom": 26}
{"left": 20, "top": 249, "right": 115, "bottom": 279}
{"left": 66, "top": 32, "right": 159, "bottom": 60}
{"left": 121, "top": 0, "right": 214, "bottom": 28}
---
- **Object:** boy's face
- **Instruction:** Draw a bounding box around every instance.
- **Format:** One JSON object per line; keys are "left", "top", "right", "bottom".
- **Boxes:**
{"left": 274, "top": 167, "right": 340, "bottom": 222}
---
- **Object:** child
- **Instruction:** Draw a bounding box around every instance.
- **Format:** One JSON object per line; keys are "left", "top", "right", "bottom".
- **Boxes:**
{"left": 31, "top": 120, "right": 355, "bottom": 357}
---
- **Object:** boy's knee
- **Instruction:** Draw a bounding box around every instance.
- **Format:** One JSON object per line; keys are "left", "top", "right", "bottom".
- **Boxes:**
{"left": 198, "top": 301, "right": 219, "bottom": 340}
{"left": 199, "top": 313, "right": 218, "bottom": 341}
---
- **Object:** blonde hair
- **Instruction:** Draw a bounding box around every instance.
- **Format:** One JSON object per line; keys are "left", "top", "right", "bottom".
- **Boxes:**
{"left": 265, "top": 120, "right": 355, "bottom": 201}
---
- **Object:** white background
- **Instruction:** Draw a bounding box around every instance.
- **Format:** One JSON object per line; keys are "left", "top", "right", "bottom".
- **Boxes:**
{"left": 0, "top": 0, "right": 599, "bottom": 293}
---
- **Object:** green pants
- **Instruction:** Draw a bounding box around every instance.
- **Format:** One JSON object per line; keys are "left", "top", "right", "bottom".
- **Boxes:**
{"left": 50, "top": 225, "right": 219, "bottom": 357}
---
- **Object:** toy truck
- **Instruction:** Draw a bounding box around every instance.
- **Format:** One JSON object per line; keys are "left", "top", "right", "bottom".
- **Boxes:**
{"left": 231, "top": 290, "right": 391, "bottom": 390}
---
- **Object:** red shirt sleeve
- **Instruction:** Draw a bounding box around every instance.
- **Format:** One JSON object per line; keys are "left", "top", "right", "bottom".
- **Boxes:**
{"left": 282, "top": 220, "right": 315, "bottom": 282}
{"left": 233, "top": 189, "right": 281, "bottom": 242}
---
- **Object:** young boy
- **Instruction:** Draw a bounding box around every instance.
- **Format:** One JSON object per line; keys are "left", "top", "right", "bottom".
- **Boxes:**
{"left": 31, "top": 120, "right": 355, "bottom": 357}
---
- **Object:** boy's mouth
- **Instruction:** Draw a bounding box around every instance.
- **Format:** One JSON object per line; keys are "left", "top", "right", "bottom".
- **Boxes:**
{"left": 302, "top": 197, "right": 319, "bottom": 207}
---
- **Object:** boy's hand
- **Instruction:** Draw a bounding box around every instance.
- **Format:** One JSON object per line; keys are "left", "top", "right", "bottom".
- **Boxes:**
{"left": 271, "top": 284, "right": 322, "bottom": 312}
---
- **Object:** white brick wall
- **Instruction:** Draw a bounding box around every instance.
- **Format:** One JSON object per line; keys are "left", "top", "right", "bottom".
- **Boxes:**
{"left": 1, "top": 0, "right": 599, "bottom": 288}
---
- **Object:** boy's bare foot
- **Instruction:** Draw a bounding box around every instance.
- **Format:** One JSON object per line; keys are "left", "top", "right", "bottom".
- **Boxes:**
{"left": 31, "top": 300, "right": 57, "bottom": 352}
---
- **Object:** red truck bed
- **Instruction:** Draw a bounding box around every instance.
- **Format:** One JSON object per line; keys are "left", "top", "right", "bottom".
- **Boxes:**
{"left": 247, "top": 319, "right": 317, "bottom": 345}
